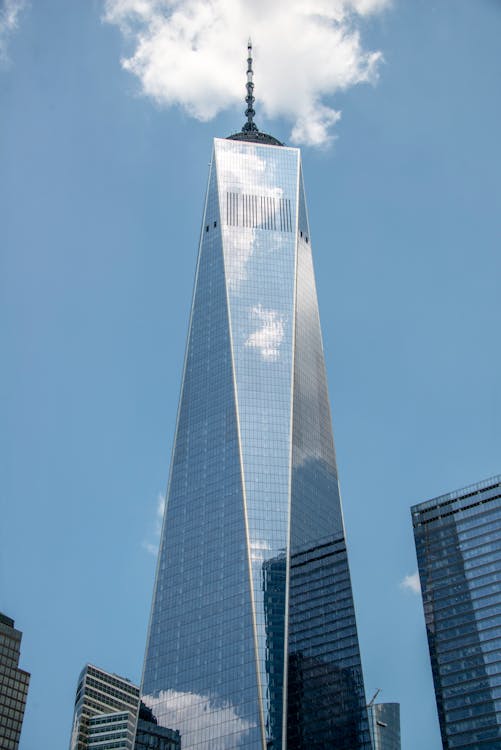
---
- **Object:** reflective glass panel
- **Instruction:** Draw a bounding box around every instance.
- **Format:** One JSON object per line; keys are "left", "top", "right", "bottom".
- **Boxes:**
{"left": 413, "top": 477, "right": 501, "bottom": 749}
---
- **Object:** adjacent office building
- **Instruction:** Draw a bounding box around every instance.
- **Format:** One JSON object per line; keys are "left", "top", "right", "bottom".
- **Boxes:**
{"left": 68, "top": 664, "right": 181, "bottom": 750}
{"left": 87, "top": 711, "right": 134, "bottom": 749}
{"left": 139, "top": 43, "right": 371, "bottom": 749}
{"left": 0, "top": 612, "right": 31, "bottom": 750}
{"left": 367, "top": 703, "right": 401, "bottom": 750}
{"left": 412, "top": 476, "right": 501, "bottom": 749}
{"left": 69, "top": 664, "right": 140, "bottom": 750}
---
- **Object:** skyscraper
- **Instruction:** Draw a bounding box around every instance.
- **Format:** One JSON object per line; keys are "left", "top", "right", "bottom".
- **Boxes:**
{"left": 0, "top": 612, "right": 30, "bottom": 750}
{"left": 412, "top": 475, "right": 501, "bottom": 749}
{"left": 68, "top": 664, "right": 140, "bottom": 750}
{"left": 367, "top": 703, "right": 401, "bottom": 750}
{"left": 140, "top": 43, "right": 371, "bottom": 749}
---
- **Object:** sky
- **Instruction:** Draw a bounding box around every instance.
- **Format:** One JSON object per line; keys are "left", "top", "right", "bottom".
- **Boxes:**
{"left": 1, "top": 1, "right": 500, "bottom": 748}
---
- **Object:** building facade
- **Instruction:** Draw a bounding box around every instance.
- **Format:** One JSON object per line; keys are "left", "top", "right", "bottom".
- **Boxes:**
{"left": 0, "top": 612, "right": 30, "bottom": 750}
{"left": 69, "top": 664, "right": 140, "bottom": 750}
{"left": 87, "top": 711, "right": 132, "bottom": 750}
{"left": 139, "top": 46, "right": 371, "bottom": 750}
{"left": 412, "top": 476, "right": 501, "bottom": 749}
{"left": 367, "top": 703, "right": 401, "bottom": 750}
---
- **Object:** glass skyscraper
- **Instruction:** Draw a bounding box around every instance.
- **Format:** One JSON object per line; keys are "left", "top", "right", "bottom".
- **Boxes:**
{"left": 367, "top": 703, "right": 401, "bottom": 750}
{"left": 412, "top": 476, "right": 501, "bottom": 749}
{"left": 140, "top": 45, "right": 371, "bottom": 750}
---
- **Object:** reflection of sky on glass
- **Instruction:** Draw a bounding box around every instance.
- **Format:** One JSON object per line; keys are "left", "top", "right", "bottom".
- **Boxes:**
{"left": 245, "top": 304, "right": 285, "bottom": 361}
{"left": 142, "top": 690, "right": 256, "bottom": 750}
{"left": 215, "top": 138, "right": 300, "bottom": 745}
{"left": 216, "top": 140, "right": 288, "bottom": 293}
{"left": 141, "top": 155, "right": 261, "bottom": 749}
{"left": 142, "top": 136, "right": 357, "bottom": 749}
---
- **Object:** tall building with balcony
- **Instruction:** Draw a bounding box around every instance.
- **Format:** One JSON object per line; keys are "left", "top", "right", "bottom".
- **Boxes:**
{"left": 68, "top": 664, "right": 140, "bottom": 750}
{"left": 0, "top": 612, "right": 31, "bottom": 750}
{"left": 68, "top": 664, "right": 181, "bottom": 750}
{"left": 412, "top": 476, "right": 501, "bottom": 749}
{"left": 139, "top": 43, "right": 371, "bottom": 750}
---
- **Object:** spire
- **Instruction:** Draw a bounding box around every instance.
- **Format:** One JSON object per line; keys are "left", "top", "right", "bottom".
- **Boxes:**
{"left": 242, "top": 38, "right": 258, "bottom": 133}
{"left": 226, "top": 39, "right": 283, "bottom": 146}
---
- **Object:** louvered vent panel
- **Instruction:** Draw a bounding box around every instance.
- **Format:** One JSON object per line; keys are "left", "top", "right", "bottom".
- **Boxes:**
{"left": 226, "top": 192, "right": 293, "bottom": 232}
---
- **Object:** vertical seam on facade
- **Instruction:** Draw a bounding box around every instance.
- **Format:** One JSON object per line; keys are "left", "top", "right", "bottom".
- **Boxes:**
{"left": 282, "top": 151, "right": 301, "bottom": 750}
{"left": 138, "top": 152, "right": 215, "bottom": 700}
{"left": 301, "top": 165, "right": 348, "bottom": 545}
{"left": 214, "top": 141, "right": 268, "bottom": 750}
{"left": 300, "top": 168, "right": 371, "bottom": 738}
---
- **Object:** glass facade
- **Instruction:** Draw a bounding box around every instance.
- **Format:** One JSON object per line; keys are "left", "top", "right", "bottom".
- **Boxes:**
{"left": 412, "top": 476, "right": 501, "bottom": 750}
{"left": 0, "top": 613, "right": 30, "bottom": 750}
{"left": 135, "top": 702, "right": 181, "bottom": 750}
{"left": 141, "top": 136, "right": 371, "bottom": 749}
{"left": 367, "top": 703, "right": 401, "bottom": 750}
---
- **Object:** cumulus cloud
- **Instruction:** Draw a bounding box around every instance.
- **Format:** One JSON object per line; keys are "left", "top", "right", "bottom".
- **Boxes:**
{"left": 245, "top": 305, "right": 284, "bottom": 360}
{"left": 103, "top": 0, "right": 390, "bottom": 146}
{"left": 142, "top": 688, "right": 255, "bottom": 749}
{"left": 0, "top": 0, "right": 27, "bottom": 66}
{"left": 142, "top": 492, "right": 166, "bottom": 556}
{"left": 400, "top": 570, "right": 421, "bottom": 595}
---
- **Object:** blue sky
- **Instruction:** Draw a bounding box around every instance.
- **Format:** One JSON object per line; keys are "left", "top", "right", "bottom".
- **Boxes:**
{"left": 1, "top": 1, "right": 500, "bottom": 748}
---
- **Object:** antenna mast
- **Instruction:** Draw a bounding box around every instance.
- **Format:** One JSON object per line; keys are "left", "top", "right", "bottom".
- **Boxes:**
{"left": 243, "top": 38, "right": 258, "bottom": 133}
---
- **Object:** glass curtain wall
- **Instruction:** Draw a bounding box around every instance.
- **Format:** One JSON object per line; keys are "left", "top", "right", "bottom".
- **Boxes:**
{"left": 412, "top": 477, "right": 501, "bottom": 750}
{"left": 140, "top": 137, "right": 371, "bottom": 750}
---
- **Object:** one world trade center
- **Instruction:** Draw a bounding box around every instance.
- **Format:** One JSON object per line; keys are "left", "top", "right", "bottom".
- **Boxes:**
{"left": 139, "top": 42, "right": 372, "bottom": 750}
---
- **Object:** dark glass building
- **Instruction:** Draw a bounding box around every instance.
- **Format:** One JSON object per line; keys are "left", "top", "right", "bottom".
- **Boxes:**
{"left": 140, "top": 45, "right": 371, "bottom": 750}
{"left": 412, "top": 476, "right": 501, "bottom": 749}
{"left": 135, "top": 702, "right": 181, "bottom": 750}
{"left": 0, "top": 612, "right": 30, "bottom": 750}
{"left": 367, "top": 703, "right": 401, "bottom": 750}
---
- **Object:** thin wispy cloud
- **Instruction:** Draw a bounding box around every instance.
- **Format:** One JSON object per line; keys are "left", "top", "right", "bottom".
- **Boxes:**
{"left": 103, "top": 0, "right": 391, "bottom": 146}
{"left": 0, "top": 0, "right": 27, "bottom": 66}
{"left": 142, "top": 492, "right": 166, "bottom": 556}
{"left": 400, "top": 570, "right": 421, "bottom": 595}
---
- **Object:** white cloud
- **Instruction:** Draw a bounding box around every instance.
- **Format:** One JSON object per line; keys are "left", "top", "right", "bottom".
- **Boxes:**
{"left": 142, "top": 492, "right": 166, "bottom": 556}
{"left": 142, "top": 688, "right": 255, "bottom": 749}
{"left": 0, "top": 0, "right": 27, "bottom": 66}
{"left": 142, "top": 540, "right": 159, "bottom": 556}
{"left": 249, "top": 538, "right": 271, "bottom": 563}
{"left": 400, "top": 570, "right": 421, "bottom": 595}
{"left": 245, "top": 305, "right": 284, "bottom": 361}
{"left": 103, "top": 0, "right": 390, "bottom": 146}
{"left": 155, "top": 491, "right": 166, "bottom": 533}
